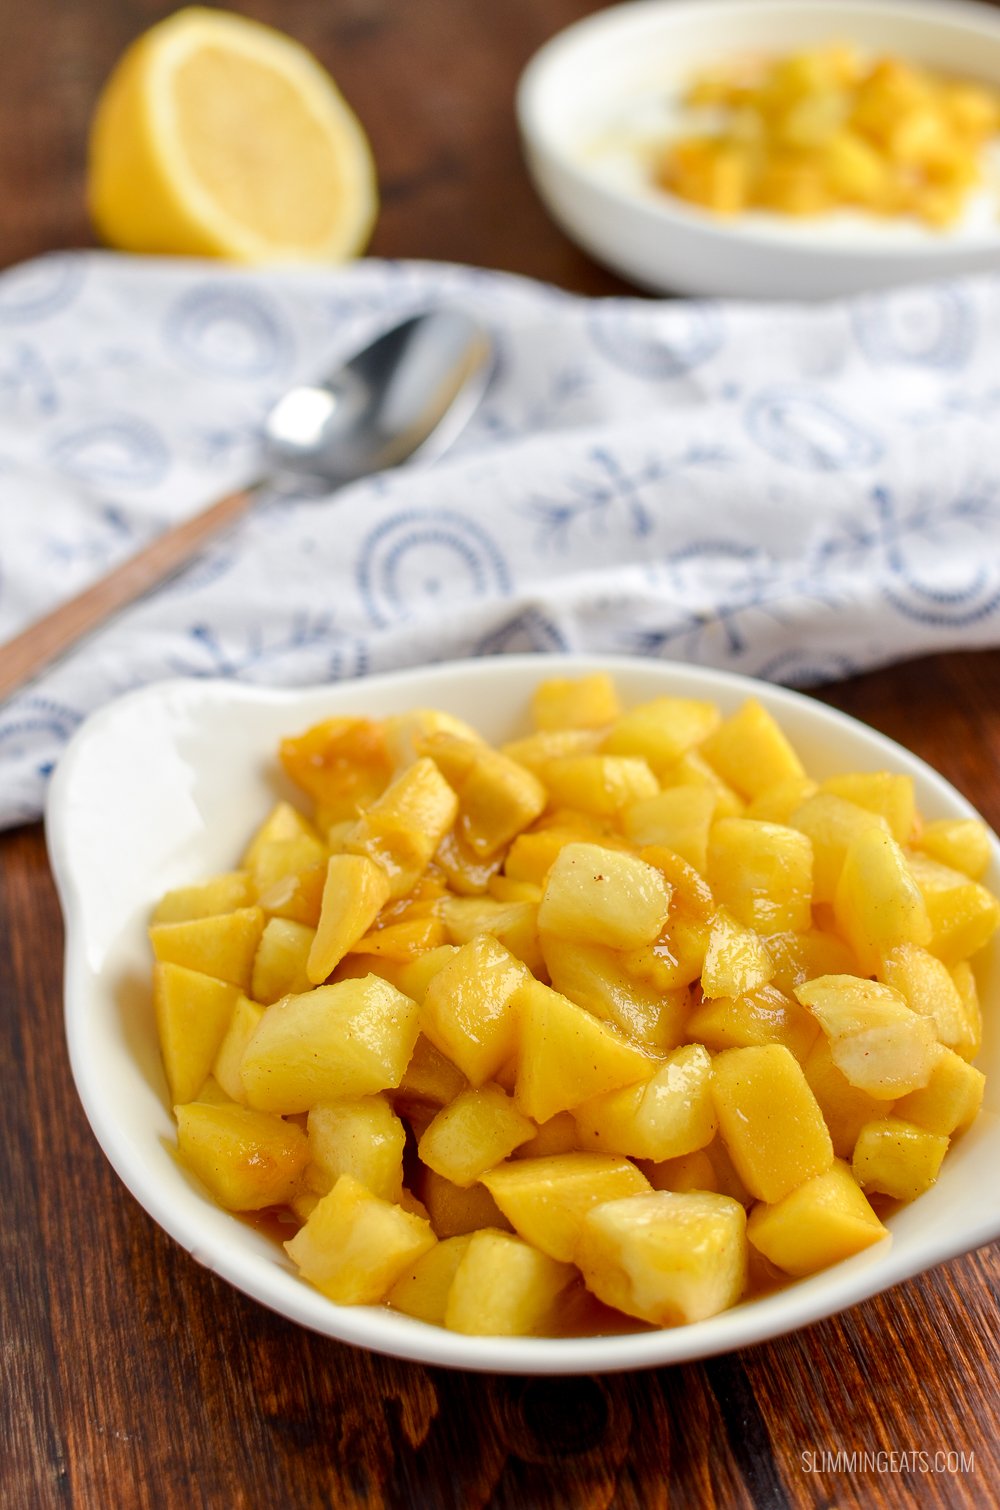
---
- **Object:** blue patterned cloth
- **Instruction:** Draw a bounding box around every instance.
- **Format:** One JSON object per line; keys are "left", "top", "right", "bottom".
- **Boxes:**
{"left": 2, "top": 250, "right": 999, "bottom": 827}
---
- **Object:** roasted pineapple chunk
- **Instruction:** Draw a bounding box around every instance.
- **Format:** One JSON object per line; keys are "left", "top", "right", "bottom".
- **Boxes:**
{"left": 541, "top": 933, "right": 689, "bottom": 1054}
{"left": 893, "top": 1043, "right": 985, "bottom": 1137}
{"left": 711, "top": 1044, "right": 834, "bottom": 1202}
{"left": 212, "top": 993, "right": 265, "bottom": 1104}
{"left": 482, "top": 1152, "right": 650, "bottom": 1261}
{"left": 800, "top": 1034, "right": 889, "bottom": 1159}
{"left": 307, "top": 854, "right": 392, "bottom": 984}
{"left": 878, "top": 941, "right": 977, "bottom": 1057}
{"left": 541, "top": 754, "right": 659, "bottom": 817}
{"left": 240, "top": 975, "right": 420, "bottom": 1112}
{"left": 176, "top": 1101, "right": 308, "bottom": 1210}
{"left": 419, "top": 1169, "right": 512, "bottom": 1238}
{"left": 747, "top": 1159, "right": 888, "bottom": 1276}
{"left": 575, "top": 1190, "right": 748, "bottom": 1326}
{"left": 916, "top": 818, "right": 991, "bottom": 880}
{"left": 906, "top": 852, "right": 1000, "bottom": 965}
{"left": 687, "top": 982, "right": 818, "bottom": 1062}
{"left": 602, "top": 695, "right": 721, "bottom": 772}
{"left": 622, "top": 786, "right": 716, "bottom": 873}
{"left": 252, "top": 917, "right": 315, "bottom": 1004}
{"left": 285, "top": 1174, "right": 435, "bottom": 1304}
{"left": 279, "top": 717, "right": 392, "bottom": 821}
{"left": 820, "top": 770, "right": 915, "bottom": 845}
{"left": 538, "top": 842, "right": 671, "bottom": 949}
{"left": 700, "top": 909, "right": 774, "bottom": 1000}
{"left": 789, "top": 792, "right": 889, "bottom": 904}
{"left": 445, "top": 1229, "right": 574, "bottom": 1335}
{"left": 153, "top": 871, "right": 254, "bottom": 923}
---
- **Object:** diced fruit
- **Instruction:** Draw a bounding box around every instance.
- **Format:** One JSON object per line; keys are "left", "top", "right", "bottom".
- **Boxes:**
{"left": 513, "top": 979, "right": 657, "bottom": 1123}
{"left": 445, "top": 1229, "right": 574, "bottom": 1336}
{"left": 252, "top": 917, "right": 315, "bottom": 1004}
{"left": 434, "top": 827, "right": 504, "bottom": 896}
{"left": 834, "top": 828, "right": 932, "bottom": 973}
{"left": 383, "top": 709, "right": 482, "bottom": 770}
{"left": 700, "top": 698, "right": 806, "bottom": 799}
{"left": 387, "top": 1234, "right": 474, "bottom": 1325}
{"left": 306, "top": 854, "right": 392, "bottom": 984}
{"left": 575, "top": 1191, "right": 748, "bottom": 1325}
{"left": 746, "top": 777, "right": 819, "bottom": 824}
{"left": 420, "top": 935, "right": 527, "bottom": 1086}
{"left": 249, "top": 833, "right": 328, "bottom": 895}
{"left": 153, "top": 962, "right": 239, "bottom": 1104}
{"left": 417, "top": 1084, "right": 535, "bottom": 1187}
{"left": 602, "top": 696, "right": 721, "bottom": 772}
{"left": 396, "top": 1033, "right": 467, "bottom": 1107}
{"left": 747, "top": 1159, "right": 887, "bottom": 1276}
{"left": 420, "top": 1170, "right": 512, "bottom": 1238}
{"left": 852, "top": 1118, "right": 949, "bottom": 1201}
{"left": 279, "top": 719, "right": 391, "bottom": 819}
{"left": 344, "top": 757, "right": 458, "bottom": 898}
{"left": 538, "top": 843, "right": 671, "bottom": 949}
{"left": 687, "top": 982, "right": 818, "bottom": 1062}
{"left": 482, "top": 1153, "right": 650, "bottom": 1261}
{"left": 621, "top": 787, "right": 715, "bottom": 873}
{"left": 153, "top": 871, "right": 254, "bottom": 923}
{"left": 176, "top": 1101, "right": 308, "bottom": 1209}
{"left": 893, "top": 1045, "right": 985, "bottom": 1136}
{"left": 820, "top": 771, "right": 915, "bottom": 844}
{"left": 149, "top": 906, "right": 265, "bottom": 991}
{"left": 240, "top": 975, "right": 420, "bottom": 1112}
{"left": 789, "top": 792, "right": 889, "bottom": 904}
{"left": 643, "top": 1148, "right": 718, "bottom": 1195}
{"left": 501, "top": 729, "right": 604, "bottom": 777}
{"left": 661, "top": 749, "right": 745, "bottom": 819}
{"left": 540, "top": 755, "right": 659, "bottom": 817}
{"left": 441, "top": 895, "right": 543, "bottom": 977}
{"left": 242, "top": 801, "right": 318, "bottom": 870}
{"left": 306, "top": 1094, "right": 405, "bottom": 1202}
{"left": 531, "top": 673, "right": 621, "bottom": 732}
{"left": 916, "top": 818, "right": 991, "bottom": 880}
{"left": 801, "top": 1035, "right": 889, "bottom": 1158}
{"left": 711, "top": 1044, "right": 834, "bottom": 1202}
{"left": 255, "top": 861, "right": 326, "bottom": 928}
{"left": 454, "top": 744, "right": 549, "bottom": 857}
{"left": 285, "top": 1175, "right": 435, "bottom": 1304}
{"left": 212, "top": 993, "right": 265, "bottom": 1104}
{"left": 949, "top": 961, "right": 983, "bottom": 1061}
{"left": 763, "top": 928, "right": 860, "bottom": 995}
{"left": 514, "top": 1112, "right": 582, "bottom": 1159}
{"left": 700, "top": 910, "right": 774, "bottom": 1000}
{"left": 795, "top": 974, "right": 938, "bottom": 1098}
{"left": 540, "top": 934, "right": 690, "bottom": 1055}
{"left": 573, "top": 1044, "right": 717, "bottom": 1161}
{"left": 878, "top": 942, "right": 977, "bottom": 1056}
{"left": 906, "top": 852, "right": 1000, "bottom": 965}
{"left": 708, "top": 820, "right": 813, "bottom": 933}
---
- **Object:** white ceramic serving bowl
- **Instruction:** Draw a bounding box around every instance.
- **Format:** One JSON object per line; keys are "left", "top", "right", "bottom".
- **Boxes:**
{"left": 517, "top": 0, "right": 1000, "bottom": 298}
{"left": 48, "top": 655, "right": 1000, "bottom": 1374}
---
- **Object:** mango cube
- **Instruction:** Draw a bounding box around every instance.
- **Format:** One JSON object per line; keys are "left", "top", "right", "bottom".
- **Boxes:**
{"left": 575, "top": 1191, "right": 748, "bottom": 1326}
{"left": 538, "top": 842, "right": 671, "bottom": 950}
{"left": 747, "top": 1159, "right": 888, "bottom": 1276}
{"left": 852, "top": 1118, "right": 949, "bottom": 1201}
{"left": 285, "top": 1174, "right": 435, "bottom": 1304}
{"left": 176, "top": 1101, "right": 308, "bottom": 1210}
{"left": 445, "top": 1229, "right": 574, "bottom": 1336}
{"left": 482, "top": 1152, "right": 650, "bottom": 1261}
{"left": 711, "top": 1044, "right": 834, "bottom": 1203}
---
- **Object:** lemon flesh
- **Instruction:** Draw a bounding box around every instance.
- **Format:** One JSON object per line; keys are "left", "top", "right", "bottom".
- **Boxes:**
{"left": 88, "top": 7, "right": 378, "bottom": 264}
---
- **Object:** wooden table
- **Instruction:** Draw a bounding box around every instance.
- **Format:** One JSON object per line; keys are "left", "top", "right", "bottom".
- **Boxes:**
{"left": 3, "top": 4, "right": 998, "bottom": 1505}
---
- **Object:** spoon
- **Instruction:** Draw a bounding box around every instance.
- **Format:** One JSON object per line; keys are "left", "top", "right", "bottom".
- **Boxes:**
{"left": 0, "top": 309, "right": 493, "bottom": 703}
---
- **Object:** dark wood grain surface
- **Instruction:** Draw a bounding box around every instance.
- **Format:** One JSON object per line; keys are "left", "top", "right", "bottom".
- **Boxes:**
{"left": 2, "top": 4, "right": 998, "bottom": 1507}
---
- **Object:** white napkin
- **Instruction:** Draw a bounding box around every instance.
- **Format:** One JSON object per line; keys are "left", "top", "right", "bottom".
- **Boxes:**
{"left": 2, "top": 250, "right": 999, "bottom": 828}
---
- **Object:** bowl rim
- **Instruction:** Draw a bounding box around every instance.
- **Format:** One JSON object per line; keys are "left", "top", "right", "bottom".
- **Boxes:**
{"left": 48, "top": 653, "right": 1000, "bottom": 1374}
{"left": 516, "top": 0, "right": 1000, "bottom": 263}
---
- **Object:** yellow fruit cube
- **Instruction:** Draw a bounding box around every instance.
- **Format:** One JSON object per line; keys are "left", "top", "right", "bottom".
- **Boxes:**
{"left": 441, "top": 895, "right": 543, "bottom": 977}
{"left": 306, "top": 1095, "right": 405, "bottom": 1202}
{"left": 513, "top": 979, "right": 657, "bottom": 1123}
{"left": 915, "top": 818, "right": 992, "bottom": 880}
{"left": 893, "top": 1044, "right": 985, "bottom": 1136}
{"left": 379, "top": 944, "right": 459, "bottom": 1005}
{"left": 454, "top": 744, "right": 549, "bottom": 858}
{"left": 149, "top": 906, "right": 265, "bottom": 991}
{"left": 242, "top": 800, "right": 319, "bottom": 870}
{"left": 152, "top": 871, "right": 254, "bottom": 923}
{"left": 763, "top": 927, "right": 860, "bottom": 995}
{"left": 212, "top": 992, "right": 265, "bottom": 1104}
{"left": 445, "top": 1229, "right": 574, "bottom": 1336}
{"left": 530, "top": 673, "right": 621, "bottom": 731}
{"left": 537, "top": 842, "right": 671, "bottom": 949}
{"left": 176, "top": 1102, "right": 308, "bottom": 1210}
{"left": 395, "top": 1032, "right": 468, "bottom": 1107}
{"left": 285, "top": 1174, "right": 435, "bottom": 1304}
{"left": 622, "top": 786, "right": 716, "bottom": 873}
{"left": 711, "top": 1044, "right": 834, "bottom": 1202}
{"left": 420, "top": 935, "right": 528, "bottom": 1086}
{"left": 240, "top": 975, "right": 420, "bottom": 1112}
{"left": 540, "top": 934, "right": 690, "bottom": 1055}
{"left": 251, "top": 917, "right": 315, "bottom": 1004}
{"left": 248, "top": 833, "right": 328, "bottom": 896}
{"left": 345, "top": 757, "right": 458, "bottom": 898}
{"left": 747, "top": 1159, "right": 887, "bottom": 1276}
{"left": 482, "top": 1152, "right": 650, "bottom": 1261}
{"left": 513, "top": 1111, "right": 582, "bottom": 1159}
{"left": 254, "top": 860, "right": 326, "bottom": 928}
{"left": 820, "top": 771, "right": 915, "bottom": 844}
{"left": 687, "top": 983, "right": 818, "bottom": 1063}
{"left": 878, "top": 941, "right": 977, "bottom": 1056}
{"left": 573, "top": 1044, "right": 717, "bottom": 1161}
{"left": 419, "top": 1169, "right": 512, "bottom": 1238}
{"left": 795, "top": 975, "right": 938, "bottom": 1098}
{"left": 789, "top": 792, "right": 889, "bottom": 904}
{"left": 153, "top": 962, "right": 239, "bottom": 1104}
{"left": 387, "top": 1234, "right": 475, "bottom": 1325}
{"left": 801, "top": 1035, "right": 889, "bottom": 1159}
{"left": 541, "top": 755, "right": 659, "bottom": 817}
{"left": 700, "top": 909, "right": 774, "bottom": 999}
{"left": 602, "top": 696, "right": 721, "bottom": 772}
{"left": 701, "top": 698, "right": 805, "bottom": 799}
{"left": 643, "top": 1148, "right": 718, "bottom": 1195}
{"left": 433, "top": 827, "right": 504, "bottom": 896}
{"left": 501, "top": 728, "right": 604, "bottom": 777}
{"left": 708, "top": 819, "right": 813, "bottom": 933}
{"left": 852, "top": 1118, "right": 949, "bottom": 1201}
{"left": 834, "top": 827, "right": 932, "bottom": 973}
{"left": 907, "top": 852, "right": 1000, "bottom": 965}
{"left": 746, "top": 777, "right": 819, "bottom": 825}
{"left": 575, "top": 1191, "right": 748, "bottom": 1325}
{"left": 417, "top": 1083, "right": 535, "bottom": 1187}
{"left": 949, "top": 961, "right": 983, "bottom": 1062}
{"left": 661, "top": 749, "right": 745, "bottom": 819}
{"left": 306, "top": 854, "right": 391, "bottom": 984}
{"left": 383, "top": 708, "right": 483, "bottom": 771}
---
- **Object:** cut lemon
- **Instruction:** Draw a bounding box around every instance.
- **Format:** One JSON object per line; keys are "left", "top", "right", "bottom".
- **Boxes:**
{"left": 87, "top": 7, "right": 378, "bottom": 264}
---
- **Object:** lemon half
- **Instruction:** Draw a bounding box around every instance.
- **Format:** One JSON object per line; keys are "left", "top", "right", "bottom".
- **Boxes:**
{"left": 88, "top": 7, "right": 378, "bottom": 264}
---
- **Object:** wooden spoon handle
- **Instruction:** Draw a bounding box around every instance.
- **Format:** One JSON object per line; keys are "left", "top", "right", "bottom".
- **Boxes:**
{"left": 0, "top": 485, "right": 256, "bottom": 704}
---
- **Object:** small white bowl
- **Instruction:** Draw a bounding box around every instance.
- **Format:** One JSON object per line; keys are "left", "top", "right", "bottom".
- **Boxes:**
{"left": 47, "top": 655, "right": 1000, "bottom": 1374}
{"left": 517, "top": 0, "right": 1000, "bottom": 298}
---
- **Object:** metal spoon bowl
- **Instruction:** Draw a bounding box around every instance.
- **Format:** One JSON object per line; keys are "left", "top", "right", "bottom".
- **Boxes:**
{"left": 0, "top": 309, "right": 493, "bottom": 702}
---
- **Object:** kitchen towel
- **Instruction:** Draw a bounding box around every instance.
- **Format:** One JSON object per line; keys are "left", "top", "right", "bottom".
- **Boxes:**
{"left": 1, "top": 250, "right": 999, "bottom": 827}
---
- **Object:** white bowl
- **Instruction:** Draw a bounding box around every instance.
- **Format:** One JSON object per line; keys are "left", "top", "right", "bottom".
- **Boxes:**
{"left": 517, "top": 0, "right": 1000, "bottom": 298}
{"left": 47, "top": 655, "right": 1000, "bottom": 1374}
